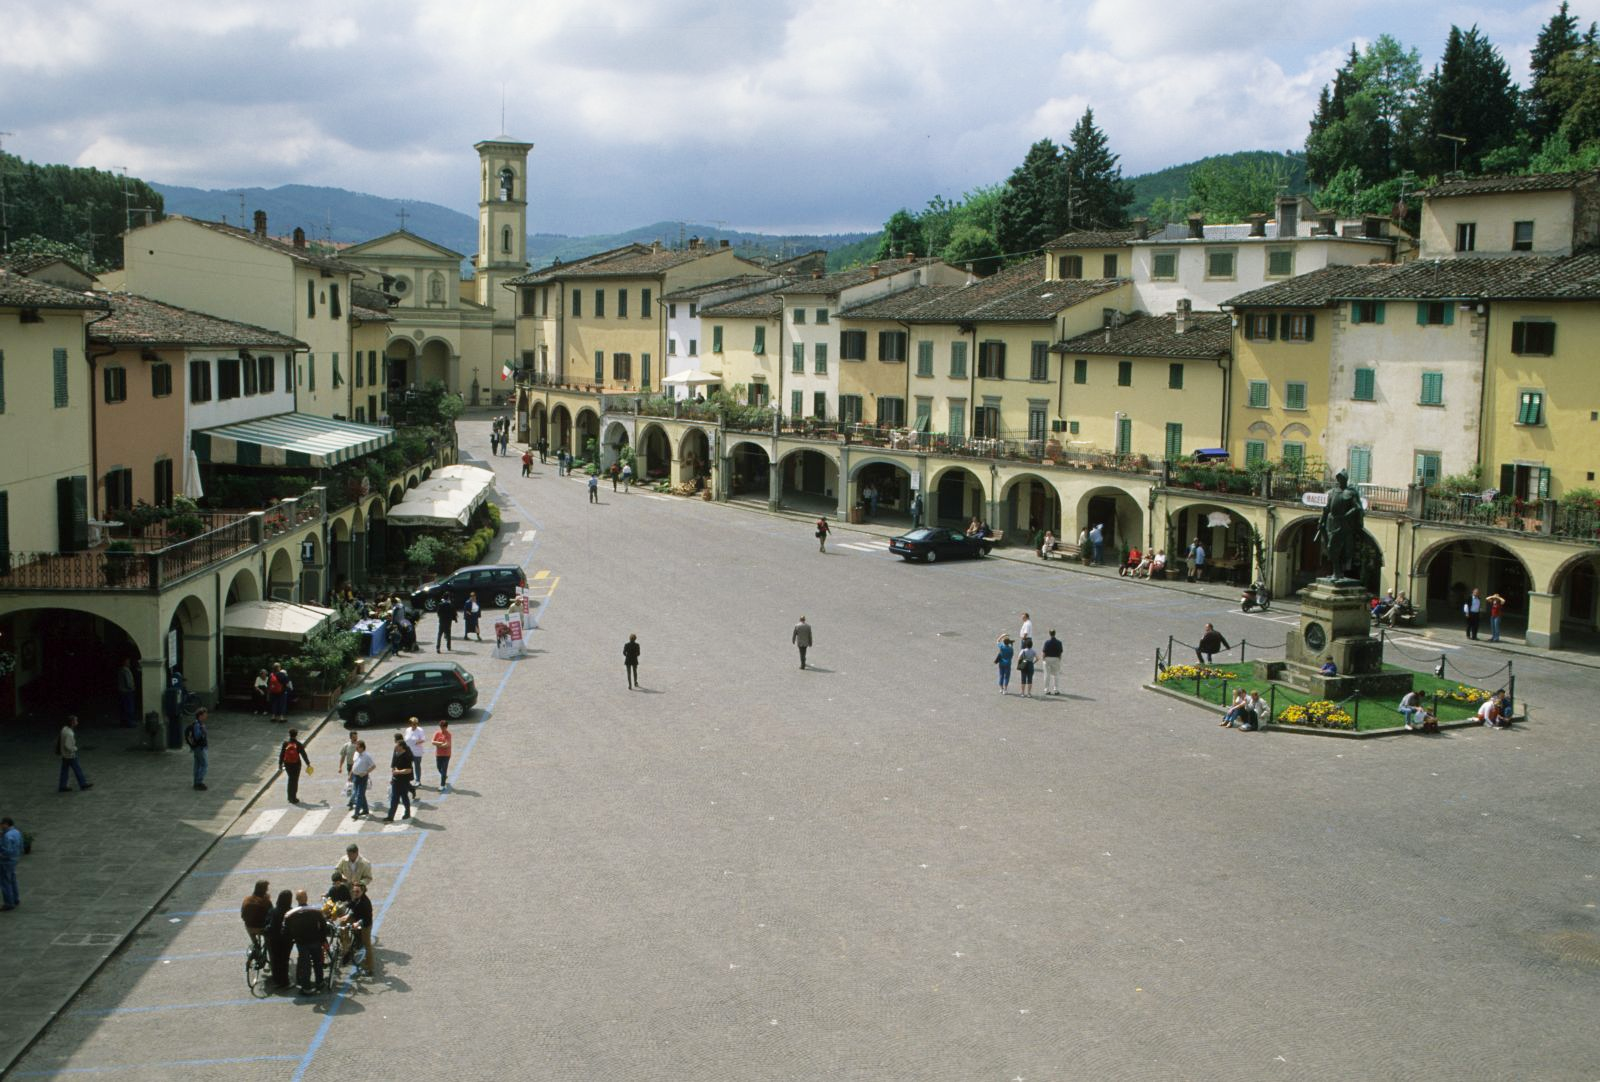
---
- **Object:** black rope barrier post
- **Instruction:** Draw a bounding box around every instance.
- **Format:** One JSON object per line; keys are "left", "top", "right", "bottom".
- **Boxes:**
{"left": 1240, "top": 639, "right": 1247, "bottom": 665}
{"left": 1221, "top": 677, "right": 1229, "bottom": 709}
{"left": 1154, "top": 647, "right": 1163, "bottom": 683}
{"left": 1352, "top": 688, "right": 1361, "bottom": 729}
{"left": 1435, "top": 654, "right": 1446, "bottom": 680}
{"left": 1168, "top": 635, "right": 1175, "bottom": 668}
{"left": 1269, "top": 684, "right": 1277, "bottom": 726}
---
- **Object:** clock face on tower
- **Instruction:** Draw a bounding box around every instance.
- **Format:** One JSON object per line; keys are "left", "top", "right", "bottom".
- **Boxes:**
{"left": 1304, "top": 622, "right": 1327, "bottom": 652}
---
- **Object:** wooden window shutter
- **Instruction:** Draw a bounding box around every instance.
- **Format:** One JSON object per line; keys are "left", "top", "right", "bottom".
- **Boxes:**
{"left": 53, "top": 348, "right": 69, "bottom": 407}
{"left": 1303, "top": 315, "right": 1315, "bottom": 341}
{"left": 1265, "top": 314, "right": 1277, "bottom": 340}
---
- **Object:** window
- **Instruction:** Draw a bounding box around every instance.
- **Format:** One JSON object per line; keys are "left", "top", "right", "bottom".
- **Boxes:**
{"left": 689, "top": 338, "right": 698, "bottom": 357}
{"left": 712, "top": 325, "right": 724, "bottom": 353}
{"left": 1205, "top": 249, "right": 1236, "bottom": 279}
{"left": 1116, "top": 417, "right": 1132, "bottom": 455}
{"left": 753, "top": 325, "right": 765, "bottom": 355}
{"left": 792, "top": 307, "right": 806, "bottom": 324}
{"left": 1282, "top": 441, "right": 1305, "bottom": 473}
{"left": 1247, "top": 380, "right": 1269, "bottom": 408}
{"left": 949, "top": 341, "right": 967, "bottom": 378}
{"left": 153, "top": 458, "right": 174, "bottom": 507}
{"left": 1517, "top": 390, "right": 1545, "bottom": 425}
{"left": 877, "top": 396, "right": 906, "bottom": 427}
{"left": 1242, "top": 313, "right": 1276, "bottom": 340}
{"left": 1347, "top": 445, "right": 1372, "bottom": 485}
{"left": 307, "top": 352, "right": 315, "bottom": 391}
{"left": 103, "top": 366, "right": 127, "bottom": 404}
{"left": 1029, "top": 342, "right": 1049, "bottom": 381}
{"left": 668, "top": 339, "right": 678, "bottom": 356}
{"left": 815, "top": 308, "right": 829, "bottom": 324}
{"left": 792, "top": 389, "right": 803, "bottom": 418}
{"left": 814, "top": 343, "right": 828, "bottom": 373}
{"left": 1513, "top": 220, "right": 1534, "bottom": 252}
{"left": 1029, "top": 404, "right": 1047, "bottom": 442}
{"left": 1266, "top": 248, "right": 1294, "bottom": 277}
{"left": 502, "top": 225, "right": 512, "bottom": 253}
{"left": 1414, "top": 451, "right": 1442, "bottom": 486}
{"left": 840, "top": 330, "right": 867, "bottom": 360}
{"left": 613, "top": 354, "right": 631, "bottom": 382}
{"left": 283, "top": 356, "right": 292, "bottom": 391}
{"left": 522, "top": 288, "right": 536, "bottom": 317}
{"left": 689, "top": 303, "right": 698, "bottom": 318}
{"left": 572, "top": 290, "right": 582, "bottom": 317}
{"left": 1353, "top": 367, "right": 1376, "bottom": 401}
{"left": 355, "top": 405, "right": 365, "bottom": 423}
{"left": 1117, "top": 360, "right": 1132, "bottom": 387}
{"left": 218, "top": 357, "right": 241, "bottom": 400}
{"left": 618, "top": 289, "right": 628, "bottom": 319}
{"left": 814, "top": 392, "right": 828, "bottom": 418}
{"left": 0, "top": 351, "right": 5, "bottom": 414}
{"left": 792, "top": 343, "right": 804, "bottom": 373}
{"left": 542, "top": 288, "right": 550, "bottom": 316}
{"left": 1279, "top": 314, "right": 1314, "bottom": 342}
{"left": 1455, "top": 222, "right": 1476, "bottom": 252}
{"left": 1068, "top": 421, "right": 1080, "bottom": 435}
{"left": 977, "top": 341, "right": 1005, "bottom": 379}
{"left": 368, "top": 352, "right": 377, "bottom": 386}
{"left": 151, "top": 362, "right": 172, "bottom": 398}
{"left": 307, "top": 280, "right": 316, "bottom": 318}
{"left": 1285, "top": 381, "right": 1307, "bottom": 411}
{"left": 260, "top": 356, "right": 276, "bottom": 394}
{"left": 974, "top": 403, "right": 1000, "bottom": 438}
{"left": 839, "top": 394, "right": 864, "bottom": 424}
{"left": 1060, "top": 254, "right": 1083, "bottom": 279}
{"left": 54, "top": 348, "right": 69, "bottom": 408}
{"left": 329, "top": 284, "right": 341, "bottom": 319}
{"left": 1350, "top": 300, "right": 1385, "bottom": 324}
{"left": 1244, "top": 439, "right": 1266, "bottom": 466}
{"left": 104, "top": 467, "right": 133, "bottom": 514}
{"left": 916, "top": 340, "right": 934, "bottom": 377}
{"left": 353, "top": 349, "right": 363, "bottom": 388}
{"left": 668, "top": 302, "right": 677, "bottom": 319}
{"left": 948, "top": 399, "right": 965, "bottom": 439}
{"left": 641, "top": 288, "right": 651, "bottom": 316}
{"left": 1165, "top": 422, "right": 1183, "bottom": 460}
{"left": 1103, "top": 254, "right": 1118, "bottom": 277}
{"left": 1420, "top": 371, "right": 1444, "bottom": 406}
{"left": 1512, "top": 321, "right": 1556, "bottom": 355}
{"left": 1073, "top": 358, "right": 1087, "bottom": 385}
{"left": 878, "top": 330, "right": 907, "bottom": 362}
{"left": 1417, "top": 301, "right": 1454, "bottom": 326}
{"left": 641, "top": 354, "right": 650, "bottom": 388}
{"left": 594, "top": 289, "right": 605, "bottom": 318}
{"left": 0, "top": 492, "right": 7, "bottom": 560}
{"left": 189, "top": 359, "right": 212, "bottom": 403}
{"left": 594, "top": 351, "right": 603, "bottom": 385}
{"left": 1168, "top": 363, "right": 1183, "bottom": 390}
{"left": 1152, "top": 251, "right": 1177, "bottom": 279}
{"left": 330, "top": 352, "right": 341, "bottom": 389}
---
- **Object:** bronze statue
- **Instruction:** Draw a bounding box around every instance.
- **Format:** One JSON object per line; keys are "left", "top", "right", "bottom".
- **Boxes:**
{"left": 1316, "top": 471, "right": 1364, "bottom": 580}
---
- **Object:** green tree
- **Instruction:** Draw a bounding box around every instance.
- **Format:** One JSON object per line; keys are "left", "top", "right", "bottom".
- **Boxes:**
{"left": 874, "top": 209, "right": 921, "bottom": 260}
{"left": 1543, "top": 36, "right": 1600, "bottom": 147}
{"left": 1183, "top": 156, "right": 1291, "bottom": 221}
{"left": 1528, "top": 2, "right": 1584, "bottom": 143}
{"left": 1061, "top": 108, "right": 1133, "bottom": 229}
{"left": 941, "top": 223, "right": 1002, "bottom": 276}
{"left": 1416, "top": 26, "right": 1520, "bottom": 175}
{"left": 0, "top": 152, "right": 164, "bottom": 269}
{"left": 5, "top": 234, "right": 99, "bottom": 272}
{"left": 1305, "top": 37, "right": 1422, "bottom": 185}
{"left": 994, "top": 138, "right": 1066, "bottom": 260}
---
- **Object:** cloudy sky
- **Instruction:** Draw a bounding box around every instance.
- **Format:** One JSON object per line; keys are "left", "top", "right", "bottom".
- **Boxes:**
{"left": 4, "top": 1, "right": 1588, "bottom": 236}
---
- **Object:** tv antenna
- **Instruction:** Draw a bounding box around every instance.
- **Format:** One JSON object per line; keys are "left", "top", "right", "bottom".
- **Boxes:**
{"left": 1438, "top": 133, "right": 1467, "bottom": 175}
{"left": 0, "top": 132, "right": 13, "bottom": 253}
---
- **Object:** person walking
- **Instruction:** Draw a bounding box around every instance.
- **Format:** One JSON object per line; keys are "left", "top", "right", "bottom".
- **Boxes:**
{"left": 338, "top": 731, "right": 360, "bottom": 807}
{"left": 462, "top": 592, "right": 482, "bottom": 642}
{"left": 1042, "top": 629, "right": 1064, "bottom": 695}
{"left": 404, "top": 717, "right": 428, "bottom": 793}
{"left": 588, "top": 473, "right": 599, "bottom": 503}
{"left": 1, "top": 817, "right": 23, "bottom": 911}
{"left": 609, "top": 462, "right": 621, "bottom": 491}
{"left": 349, "top": 740, "right": 375, "bottom": 819}
{"left": 792, "top": 616, "right": 814, "bottom": 670}
{"left": 266, "top": 888, "right": 295, "bottom": 991}
{"left": 1196, "top": 623, "right": 1230, "bottom": 664}
{"left": 278, "top": 729, "right": 310, "bottom": 804}
{"left": 56, "top": 715, "right": 92, "bottom": 792}
{"left": 537, "top": 437, "right": 548, "bottom": 464}
{"left": 432, "top": 720, "right": 452, "bottom": 789}
{"left": 1016, "top": 637, "right": 1038, "bottom": 697}
{"left": 815, "top": 516, "right": 830, "bottom": 553}
{"left": 1019, "top": 613, "right": 1034, "bottom": 644}
{"left": 435, "top": 596, "right": 457, "bottom": 652}
{"left": 1464, "top": 587, "right": 1484, "bottom": 640}
{"left": 521, "top": 449, "right": 533, "bottom": 477}
{"left": 623, "top": 634, "right": 641, "bottom": 689}
{"left": 267, "top": 663, "right": 291, "bottom": 723}
{"left": 1089, "top": 523, "right": 1105, "bottom": 566}
{"left": 383, "top": 733, "right": 413, "bottom": 822}
{"left": 994, "top": 635, "right": 1014, "bottom": 695}
{"left": 910, "top": 493, "right": 924, "bottom": 529}
{"left": 1486, "top": 590, "right": 1506, "bottom": 642}
{"left": 185, "top": 707, "right": 209, "bottom": 790}
{"left": 116, "top": 658, "right": 138, "bottom": 728}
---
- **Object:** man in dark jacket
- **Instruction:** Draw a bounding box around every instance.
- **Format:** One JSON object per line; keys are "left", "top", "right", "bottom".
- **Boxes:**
{"left": 345, "top": 881, "right": 376, "bottom": 976}
{"left": 278, "top": 730, "right": 310, "bottom": 804}
{"left": 1196, "top": 623, "right": 1231, "bottom": 664}
{"left": 435, "top": 596, "right": 457, "bottom": 652}
{"left": 623, "top": 634, "right": 641, "bottom": 689}
{"left": 240, "top": 879, "right": 272, "bottom": 938}
{"left": 284, "top": 890, "right": 329, "bottom": 992}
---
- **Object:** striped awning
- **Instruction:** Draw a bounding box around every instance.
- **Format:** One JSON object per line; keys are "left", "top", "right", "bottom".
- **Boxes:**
{"left": 191, "top": 412, "right": 394, "bottom": 469}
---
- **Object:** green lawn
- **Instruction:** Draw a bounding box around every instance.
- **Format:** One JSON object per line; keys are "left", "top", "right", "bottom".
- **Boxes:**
{"left": 1156, "top": 663, "right": 1490, "bottom": 732}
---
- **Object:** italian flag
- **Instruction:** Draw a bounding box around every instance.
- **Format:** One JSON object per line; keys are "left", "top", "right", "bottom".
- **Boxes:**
{"left": 501, "top": 363, "right": 512, "bottom": 381}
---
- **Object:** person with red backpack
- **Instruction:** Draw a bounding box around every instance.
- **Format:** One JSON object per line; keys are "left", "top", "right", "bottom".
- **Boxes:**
{"left": 267, "top": 663, "right": 292, "bottom": 723}
{"left": 278, "top": 729, "right": 311, "bottom": 804}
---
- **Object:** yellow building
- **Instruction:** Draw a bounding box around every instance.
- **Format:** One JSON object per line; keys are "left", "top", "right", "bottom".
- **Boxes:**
{"left": 347, "top": 285, "right": 394, "bottom": 424}
{"left": 1043, "top": 228, "right": 1136, "bottom": 282}
{"left": 1054, "top": 307, "right": 1232, "bottom": 461}
{"left": 1222, "top": 295, "right": 1333, "bottom": 475}
{"left": 698, "top": 288, "right": 783, "bottom": 406}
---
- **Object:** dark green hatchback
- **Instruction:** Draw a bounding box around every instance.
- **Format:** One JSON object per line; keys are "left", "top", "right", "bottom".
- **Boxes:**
{"left": 337, "top": 662, "right": 478, "bottom": 727}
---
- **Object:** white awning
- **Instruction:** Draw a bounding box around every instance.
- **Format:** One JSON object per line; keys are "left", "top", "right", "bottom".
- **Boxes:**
{"left": 388, "top": 464, "right": 496, "bottom": 527}
{"left": 224, "top": 600, "right": 337, "bottom": 642}
{"left": 660, "top": 369, "right": 722, "bottom": 386}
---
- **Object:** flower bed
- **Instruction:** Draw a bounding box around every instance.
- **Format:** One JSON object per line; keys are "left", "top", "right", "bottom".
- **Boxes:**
{"left": 1157, "top": 664, "right": 1232, "bottom": 682}
{"left": 1275, "top": 699, "right": 1356, "bottom": 731}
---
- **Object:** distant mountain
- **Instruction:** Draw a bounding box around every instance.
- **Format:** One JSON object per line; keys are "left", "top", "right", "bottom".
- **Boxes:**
{"left": 1127, "top": 151, "right": 1310, "bottom": 219}
{"left": 151, "top": 182, "right": 872, "bottom": 272}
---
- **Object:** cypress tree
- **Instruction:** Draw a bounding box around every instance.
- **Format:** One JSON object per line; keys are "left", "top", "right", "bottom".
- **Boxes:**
{"left": 1061, "top": 108, "right": 1133, "bottom": 230}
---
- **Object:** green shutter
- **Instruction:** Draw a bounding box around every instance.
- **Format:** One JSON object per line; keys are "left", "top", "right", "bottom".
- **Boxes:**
{"left": 792, "top": 343, "right": 804, "bottom": 373}
{"left": 1416, "top": 302, "right": 1429, "bottom": 325}
{"left": 1248, "top": 380, "right": 1269, "bottom": 409}
{"left": 1538, "top": 467, "right": 1552, "bottom": 499}
{"left": 1265, "top": 314, "right": 1277, "bottom": 340}
{"left": 0, "top": 490, "right": 8, "bottom": 561}
{"left": 0, "top": 350, "right": 6, "bottom": 413}
{"left": 791, "top": 390, "right": 802, "bottom": 417}
{"left": 1074, "top": 358, "right": 1087, "bottom": 384}
{"left": 1283, "top": 442, "right": 1304, "bottom": 473}
{"left": 1420, "top": 371, "right": 1443, "bottom": 406}
{"left": 815, "top": 343, "right": 827, "bottom": 373}
{"left": 753, "top": 326, "right": 765, "bottom": 354}
{"left": 712, "top": 326, "right": 723, "bottom": 353}
{"left": 1442, "top": 303, "right": 1454, "bottom": 326}
{"left": 1374, "top": 302, "right": 1385, "bottom": 324}
{"left": 1244, "top": 439, "right": 1266, "bottom": 466}
{"left": 949, "top": 341, "right": 966, "bottom": 377}
{"left": 1353, "top": 368, "right": 1375, "bottom": 401}
{"left": 1164, "top": 422, "right": 1183, "bottom": 460}
{"left": 917, "top": 340, "right": 933, "bottom": 376}
{"left": 1168, "top": 363, "right": 1183, "bottom": 390}
{"left": 1348, "top": 445, "right": 1372, "bottom": 484}
{"left": 1116, "top": 417, "right": 1132, "bottom": 454}
{"left": 1303, "top": 314, "right": 1315, "bottom": 341}
{"left": 1118, "top": 360, "right": 1132, "bottom": 386}
{"left": 53, "top": 348, "right": 69, "bottom": 407}
{"left": 641, "top": 353, "right": 651, "bottom": 389}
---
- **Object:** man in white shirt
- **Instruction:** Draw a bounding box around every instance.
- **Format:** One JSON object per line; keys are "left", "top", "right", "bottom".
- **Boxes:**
{"left": 349, "top": 741, "right": 376, "bottom": 819}
{"left": 1019, "top": 612, "right": 1034, "bottom": 644}
{"left": 403, "top": 718, "right": 428, "bottom": 794}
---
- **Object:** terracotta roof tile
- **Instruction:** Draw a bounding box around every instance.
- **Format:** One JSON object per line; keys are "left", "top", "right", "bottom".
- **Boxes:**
{"left": 174, "top": 216, "right": 365, "bottom": 275}
{"left": 661, "top": 275, "right": 779, "bottom": 302}
{"left": 0, "top": 269, "right": 107, "bottom": 311}
{"left": 842, "top": 258, "right": 1122, "bottom": 322}
{"left": 1045, "top": 228, "right": 1139, "bottom": 248}
{"left": 1055, "top": 311, "right": 1232, "bottom": 358}
{"left": 1421, "top": 170, "right": 1598, "bottom": 199}
{"left": 508, "top": 243, "right": 721, "bottom": 284}
{"left": 1221, "top": 256, "right": 1600, "bottom": 307}
{"left": 89, "top": 292, "right": 305, "bottom": 349}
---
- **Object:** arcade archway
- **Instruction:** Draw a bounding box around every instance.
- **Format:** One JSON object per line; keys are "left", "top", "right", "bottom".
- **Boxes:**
{"left": 729, "top": 440, "right": 772, "bottom": 499}
{"left": 849, "top": 458, "right": 914, "bottom": 524}
{"left": 1001, "top": 473, "right": 1061, "bottom": 543}
{"left": 638, "top": 423, "right": 673, "bottom": 482}
{"left": 0, "top": 608, "right": 143, "bottom": 726}
{"left": 928, "top": 465, "right": 987, "bottom": 527}
{"left": 678, "top": 427, "right": 711, "bottom": 487}
{"left": 779, "top": 448, "right": 839, "bottom": 511}
{"left": 1273, "top": 515, "right": 1384, "bottom": 595}
{"left": 1418, "top": 537, "right": 1533, "bottom": 634}
{"left": 1077, "top": 486, "right": 1145, "bottom": 562}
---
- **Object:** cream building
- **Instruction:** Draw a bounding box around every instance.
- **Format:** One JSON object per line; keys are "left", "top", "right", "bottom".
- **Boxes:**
{"left": 1418, "top": 170, "right": 1600, "bottom": 259}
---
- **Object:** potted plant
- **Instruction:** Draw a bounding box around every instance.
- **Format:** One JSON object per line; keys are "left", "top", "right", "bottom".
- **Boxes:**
{"left": 104, "top": 540, "right": 136, "bottom": 585}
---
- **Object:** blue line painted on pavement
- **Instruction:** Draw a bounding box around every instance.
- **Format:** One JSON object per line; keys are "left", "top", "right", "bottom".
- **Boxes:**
{"left": 189, "top": 862, "right": 404, "bottom": 879}
{"left": 224, "top": 830, "right": 421, "bottom": 844}
{"left": 9, "top": 1054, "right": 301, "bottom": 1078}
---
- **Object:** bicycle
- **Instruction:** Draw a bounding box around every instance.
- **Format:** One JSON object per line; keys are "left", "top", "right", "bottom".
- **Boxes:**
{"left": 245, "top": 933, "right": 271, "bottom": 998}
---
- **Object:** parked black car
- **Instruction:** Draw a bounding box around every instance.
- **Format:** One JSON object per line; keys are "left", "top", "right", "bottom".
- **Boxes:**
{"left": 888, "top": 527, "right": 993, "bottom": 562}
{"left": 337, "top": 662, "right": 478, "bottom": 727}
{"left": 411, "top": 565, "right": 527, "bottom": 610}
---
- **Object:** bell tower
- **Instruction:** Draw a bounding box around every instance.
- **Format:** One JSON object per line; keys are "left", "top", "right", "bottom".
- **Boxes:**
{"left": 473, "top": 137, "right": 533, "bottom": 313}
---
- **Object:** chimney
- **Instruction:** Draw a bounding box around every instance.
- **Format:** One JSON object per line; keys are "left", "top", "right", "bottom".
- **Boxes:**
{"left": 1362, "top": 215, "right": 1387, "bottom": 239}
{"left": 1175, "top": 298, "right": 1191, "bottom": 335}
{"left": 905, "top": 250, "right": 916, "bottom": 262}
{"left": 719, "top": 238, "right": 730, "bottom": 249}
{"left": 1248, "top": 214, "right": 1268, "bottom": 238}
{"left": 688, "top": 236, "right": 702, "bottom": 250}
{"left": 1317, "top": 211, "right": 1337, "bottom": 236}
{"left": 869, "top": 263, "right": 881, "bottom": 279}
{"left": 651, "top": 240, "right": 661, "bottom": 251}
{"left": 1186, "top": 214, "right": 1205, "bottom": 240}
{"left": 292, "top": 227, "right": 306, "bottom": 249}
{"left": 1132, "top": 216, "right": 1150, "bottom": 241}
{"left": 1277, "top": 196, "right": 1299, "bottom": 237}
{"left": 253, "top": 210, "right": 267, "bottom": 237}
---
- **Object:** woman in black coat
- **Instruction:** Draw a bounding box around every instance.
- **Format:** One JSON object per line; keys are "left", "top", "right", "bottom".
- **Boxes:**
{"left": 266, "top": 889, "right": 294, "bottom": 990}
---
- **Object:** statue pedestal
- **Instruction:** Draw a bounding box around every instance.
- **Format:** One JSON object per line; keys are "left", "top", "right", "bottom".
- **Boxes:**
{"left": 1282, "top": 579, "right": 1414, "bottom": 699}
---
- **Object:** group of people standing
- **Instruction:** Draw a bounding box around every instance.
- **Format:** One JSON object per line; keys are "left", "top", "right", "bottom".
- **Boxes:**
{"left": 240, "top": 845, "right": 377, "bottom": 994}
{"left": 487, "top": 416, "right": 512, "bottom": 455}
{"left": 330, "top": 716, "right": 453, "bottom": 821}
{"left": 993, "top": 613, "right": 1064, "bottom": 697}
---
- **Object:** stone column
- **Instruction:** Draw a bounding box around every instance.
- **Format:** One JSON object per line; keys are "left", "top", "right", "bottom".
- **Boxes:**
{"left": 837, "top": 446, "right": 852, "bottom": 517}
{"left": 1524, "top": 590, "right": 1561, "bottom": 648}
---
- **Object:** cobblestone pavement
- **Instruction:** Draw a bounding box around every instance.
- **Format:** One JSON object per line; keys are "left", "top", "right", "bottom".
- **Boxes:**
{"left": 6, "top": 420, "right": 1600, "bottom": 1081}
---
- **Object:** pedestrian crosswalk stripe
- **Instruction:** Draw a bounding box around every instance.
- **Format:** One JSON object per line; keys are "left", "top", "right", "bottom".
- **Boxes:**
{"left": 840, "top": 542, "right": 882, "bottom": 552}
{"left": 643, "top": 494, "right": 673, "bottom": 502}
{"left": 287, "top": 809, "right": 329, "bottom": 836}
{"left": 520, "top": 529, "right": 537, "bottom": 541}
{"left": 381, "top": 820, "right": 409, "bottom": 833}
{"left": 334, "top": 812, "right": 362, "bottom": 834}
{"left": 242, "top": 809, "right": 286, "bottom": 836}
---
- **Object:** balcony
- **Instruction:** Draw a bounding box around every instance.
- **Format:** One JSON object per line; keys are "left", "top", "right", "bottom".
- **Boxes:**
{"left": 1, "top": 513, "right": 259, "bottom": 592}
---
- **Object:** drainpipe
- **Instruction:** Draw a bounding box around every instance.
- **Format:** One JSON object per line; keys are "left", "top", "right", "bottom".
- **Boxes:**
{"left": 776, "top": 307, "right": 785, "bottom": 423}
{"left": 83, "top": 310, "right": 115, "bottom": 522}
{"left": 1215, "top": 347, "right": 1231, "bottom": 450}
{"left": 1473, "top": 299, "right": 1490, "bottom": 482}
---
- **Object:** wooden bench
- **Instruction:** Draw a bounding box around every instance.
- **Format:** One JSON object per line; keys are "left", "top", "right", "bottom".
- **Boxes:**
{"left": 1041, "top": 541, "right": 1081, "bottom": 562}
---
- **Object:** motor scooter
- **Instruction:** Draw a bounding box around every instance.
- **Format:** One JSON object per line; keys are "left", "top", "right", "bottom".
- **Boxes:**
{"left": 1241, "top": 581, "right": 1271, "bottom": 612}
